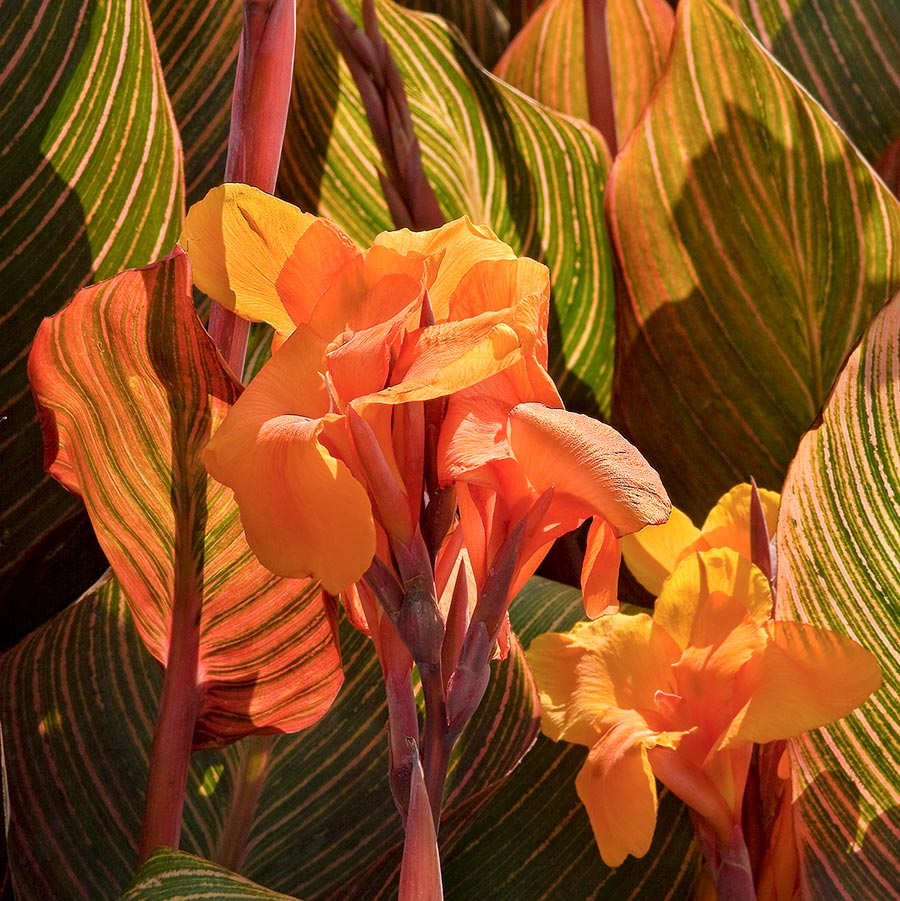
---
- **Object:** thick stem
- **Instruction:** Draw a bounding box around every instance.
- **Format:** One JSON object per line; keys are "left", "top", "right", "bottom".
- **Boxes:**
{"left": 137, "top": 574, "right": 202, "bottom": 863}
{"left": 582, "top": 0, "right": 617, "bottom": 156}
{"left": 420, "top": 664, "right": 451, "bottom": 831}
{"left": 209, "top": 0, "right": 296, "bottom": 378}
{"left": 213, "top": 734, "right": 276, "bottom": 871}
{"left": 692, "top": 814, "right": 758, "bottom": 901}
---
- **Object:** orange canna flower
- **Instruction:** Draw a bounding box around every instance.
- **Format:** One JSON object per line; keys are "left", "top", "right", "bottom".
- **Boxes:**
{"left": 181, "top": 184, "right": 552, "bottom": 594}
{"left": 527, "top": 547, "right": 881, "bottom": 871}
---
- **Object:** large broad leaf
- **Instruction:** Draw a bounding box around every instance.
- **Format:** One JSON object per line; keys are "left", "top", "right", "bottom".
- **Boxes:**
{"left": 281, "top": 0, "right": 615, "bottom": 416}
{"left": 0, "top": 572, "right": 539, "bottom": 898}
{"left": 777, "top": 290, "right": 900, "bottom": 898}
{"left": 0, "top": 0, "right": 183, "bottom": 643}
{"left": 28, "top": 251, "right": 341, "bottom": 744}
{"left": 121, "top": 850, "right": 296, "bottom": 900}
{"left": 728, "top": 0, "right": 900, "bottom": 163}
{"left": 149, "top": 0, "right": 242, "bottom": 204}
{"left": 608, "top": 0, "right": 900, "bottom": 521}
{"left": 494, "top": 0, "right": 674, "bottom": 148}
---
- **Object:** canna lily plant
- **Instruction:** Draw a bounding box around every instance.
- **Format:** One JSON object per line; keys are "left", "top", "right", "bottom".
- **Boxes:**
{"left": 2, "top": 0, "right": 899, "bottom": 897}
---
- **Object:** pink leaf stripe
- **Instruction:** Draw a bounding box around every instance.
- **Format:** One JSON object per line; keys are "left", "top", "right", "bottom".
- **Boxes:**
{"left": 28, "top": 250, "right": 342, "bottom": 746}
{"left": 607, "top": 0, "right": 900, "bottom": 521}
{"left": 0, "top": 0, "right": 182, "bottom": 604}
{"left": 282, "top": 0, "right": 614, "bottom": 416}
{"left": 778, "top": 291, "right": 900, "bottom": 899}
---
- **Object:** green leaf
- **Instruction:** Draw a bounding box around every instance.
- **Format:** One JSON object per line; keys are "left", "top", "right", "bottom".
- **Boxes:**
{"left": 728, "top": 0, "right": 900, "bottom": 163}
{"left": 777, "top": 289, "right": 900, "bottom": 897}
{"left": 440, "top": 577, "right": 703, "bottom": 898}
{"left": 608, "top": 0, "right": 900, "bottom": 521}
{"left": 149, "top": 0, "right": 242, "bottom": 204}
{"left": 1, "top": 573, "right": 539, "bottom": 897}
{"left": 282, "top": 0, "right": 615, "bottom": 416}
{"left": 120, "top": 849, "right": 298, "bottom": 900}
{"left": 0, "top": 0, "right": 183, "bottom": 637}
{"left": 28, "top": 251, "right": 342, "bottom": 745}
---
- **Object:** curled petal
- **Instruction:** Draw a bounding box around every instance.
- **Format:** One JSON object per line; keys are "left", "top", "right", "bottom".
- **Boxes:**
{"left": 696, "top": 483, "right": 780, "bottom": 560}
{"left": 181, "top": 184, "right": 358, "bottom": 340}
{"left": 722, "top": 621, "right": 882, "bottom": 747}
{"left": 581, "top": 518, "right": 621, "bottom": 618}
{"left": 507, "top": 404, "right": 671, "bottom": 534}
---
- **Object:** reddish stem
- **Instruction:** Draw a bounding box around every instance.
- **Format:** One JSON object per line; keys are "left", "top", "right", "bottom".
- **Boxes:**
{"left": 582, "top": 0, "right": 617, "bottom": 156}
{"left": 208, "top": 0, "right": 296, "bottom": 379}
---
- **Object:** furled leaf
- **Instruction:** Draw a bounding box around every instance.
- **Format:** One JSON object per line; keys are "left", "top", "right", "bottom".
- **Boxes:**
{"left": 28, "top": 251, "right": 342, "bottom": 745}
{"left": 494, "top": 0, "right": 673, "bottom": 148}
{"left": 149, "top": 0, "right": 242, "bottom": 204}
{"left": 0, "top": 0, "right": 183, "bottom": 643}
{"left": 608, "top": 0, "right": 900, "bottom": 521}
{"left": 282, "top": 0, "right": 615, "bottom": 416}
{"left": 120, "top": 849, "right": 297, "bottom": 900}
{"left": 777, "top": 290, "right": 900, "bottom": 898}
{"left": 728, "top": 0, "right": 900, "bottom": 163}
{"left": 0, "top": 572, "right": 539, "bottom": 898}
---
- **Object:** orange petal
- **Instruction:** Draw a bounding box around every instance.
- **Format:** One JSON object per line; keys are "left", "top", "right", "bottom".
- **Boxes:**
{"left": 653, "top": 549, "right": 772, "bottom": 652}
{"left": 576, "top": 720, "right": 660, "bottom": 867}
{"left": 372, "top": 216, "right": 517, "bottom": 320}
{"left": 722, "top": 621, "right": 882, "bottom": 747}
{"left": 180, "top": 184, "right": 358, "bottom": 340}
{"left": 581, "top": 518, "right": 621, "bottom": 618}
{"left": 620, "top": 506, "right": 699, "bottom": 596}
{"left": 527, "top": 613, "right": 679, "bottom": 746}
{"left": 506, "top": 404, "right": 671, "bottom": 535}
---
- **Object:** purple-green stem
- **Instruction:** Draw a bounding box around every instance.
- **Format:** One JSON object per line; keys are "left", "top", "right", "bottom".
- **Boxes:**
{"left": 213, "top": 734, "right": 276, "bottom": 872}
{"left": 692, "top": 814, "right": 758, "bottom": 901}
{"left": 582, "top": 0, "right": 618, "bottom": 156}
{"left": 208, "top": 0, "right": 296, "bottom": 378}
{"left": 139, "top": 0, "right": 295, "bottom": 866}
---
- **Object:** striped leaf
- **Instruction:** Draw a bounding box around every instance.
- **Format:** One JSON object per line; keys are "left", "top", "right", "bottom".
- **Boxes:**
{"left": 0, "top": 0, "right": 183, "bottom": 641}
{"left": 439, "top": 577, "right": 702, "bottom": 898}
{"left": 608, "top": 0, "right": 900, "bottom": 522}
{"left": 282, "top": 0, "right": 615, "bottom": 416}
{"left": 1, "top": 569, "right": 540, "bottom": 897}
{"left": 121, "top": 850, "right": 297, "bottom": 900}
{"left": 776, "top": 290, "right": 900, "bottom": 899}
{"left": 494, "top": 0, "right": 674, "bottom": 147}
{"left": 728, "top": 0, "right": 900, "bottom": 163}
{"left": 28, "top": 250, "right": 342, "bottom": 745}
{"left": 0, "top": 576, "right": 243, "bottom": 899}
{"left": 149, "top": 0, "right": 242, "bottom": 204}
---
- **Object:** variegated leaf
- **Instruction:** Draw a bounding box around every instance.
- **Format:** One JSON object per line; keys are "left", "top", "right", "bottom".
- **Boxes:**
{"left": 777, "top": 289, "right": 900, "bottom": 899}
{"left": 608, "top": 0, "right": 900, "bottom": 521}
{"left": 28, "top": 251, "right": 342, "bottom": 745}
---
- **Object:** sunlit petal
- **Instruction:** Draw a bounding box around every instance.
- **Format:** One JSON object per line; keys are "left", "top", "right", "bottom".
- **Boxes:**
{"left": 696, "top": 483, "right": 780, "bottom": 559}
{"left": 620, "top": 506, "right": 699, "bottom": 596}
{"left": 581, "top": 518, "right": 621, "bottom": 618}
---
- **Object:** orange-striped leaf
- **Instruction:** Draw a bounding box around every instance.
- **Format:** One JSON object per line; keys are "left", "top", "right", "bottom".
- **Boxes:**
{"left": 0, "top": 572, "right": 540, "bottom": 897}
{"left": 608, "top": 0, "right": 900, "bottom": 521}
{"left": 282, "top": 0, "right": 615, "bottom": 416}
{"left": 777, "top": 290, "right": 900, "bottom": 898}
{"left": 727, "top": 0, "right": 900, "bottom": 163}
{"left": 494, "top": 0, "right": 674, "bottom": 149}
{"left": 0, "top": 0, "right": 183, "bottom": 640}
{"left": 28, "top": 250, "right": 342, "bottom": 746}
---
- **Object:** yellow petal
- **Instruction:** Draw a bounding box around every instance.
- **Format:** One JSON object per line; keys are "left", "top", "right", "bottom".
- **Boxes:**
{"left": 527, "top": 613, "right": 679, "bottom": 746}
{"left": 372, "top": 217, "right": 516, "bottom": 320}
{"left": 507, "top": 404, "right": 671, "bottom": 536}
{"left": 722, "top": 621, "right": 882, "bottom": 746}
{"left": 654, "top": 549, "right": 772, "bottom": 652}
{"left": 697, "top": 483, "right": 780, "bottom": 558}
{"left": 576, "top": 721, "right": 660, "bottom": 867}
{"left": 620, "top": 506, "right": 700, "bottom": 596}
{"left": 181, "top": 184, "right": 358, "bottom": 340}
